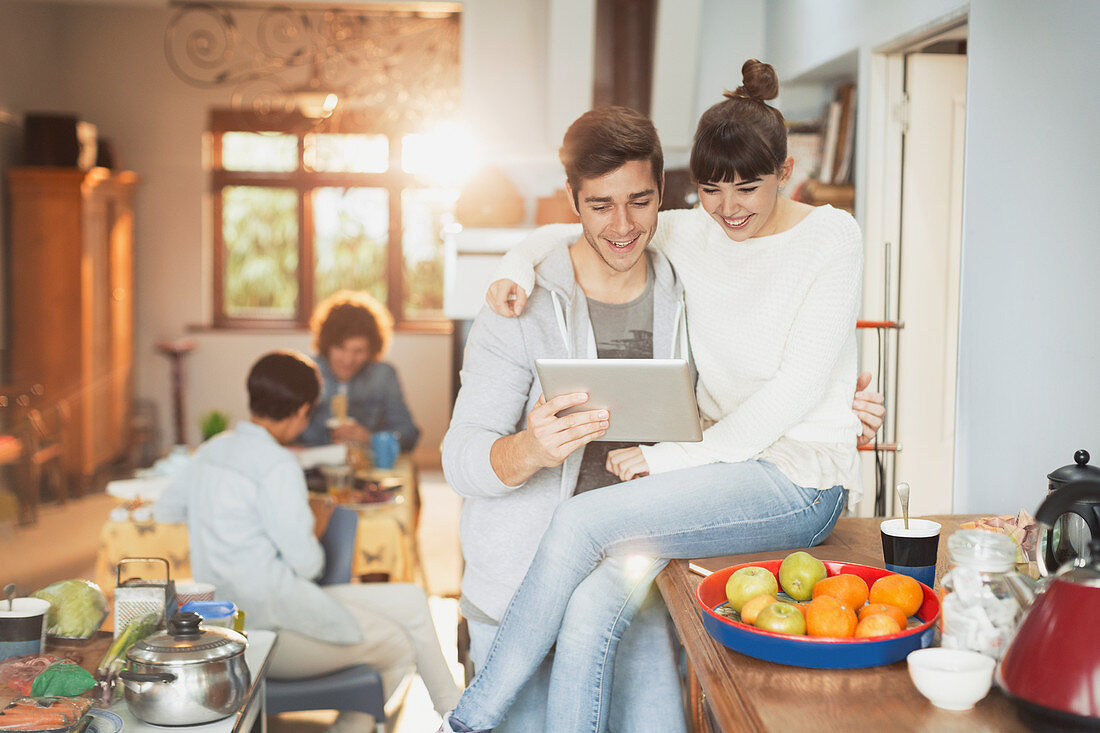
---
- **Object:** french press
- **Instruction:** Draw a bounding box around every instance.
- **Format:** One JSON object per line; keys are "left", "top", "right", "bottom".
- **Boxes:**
{"left": 1043, "top": 449, "right": 1100, "bottom": 569}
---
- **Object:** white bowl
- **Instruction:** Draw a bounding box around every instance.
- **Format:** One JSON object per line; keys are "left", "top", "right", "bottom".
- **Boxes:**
{"left": 907, "top": 648, "right": 995, "bottom": 710}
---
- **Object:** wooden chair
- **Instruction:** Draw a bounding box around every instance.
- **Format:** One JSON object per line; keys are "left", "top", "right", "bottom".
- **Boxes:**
{"left": 0, "top": 385, "right": 66, "bottom": 524}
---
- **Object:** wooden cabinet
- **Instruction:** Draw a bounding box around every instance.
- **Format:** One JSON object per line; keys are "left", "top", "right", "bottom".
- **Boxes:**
{"left": 8, "top": 167, "right": 137, "bottom": 489}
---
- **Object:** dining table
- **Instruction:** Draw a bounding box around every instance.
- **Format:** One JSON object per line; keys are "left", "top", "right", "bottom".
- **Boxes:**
{"left": 95, "top": 452, "right": 423, "bottom": 589}
{"left": 655, "top": 514, "right": 1032, "bottom": 732}
{"left": 0, "top": 629, "right": 277, "bottom": 733}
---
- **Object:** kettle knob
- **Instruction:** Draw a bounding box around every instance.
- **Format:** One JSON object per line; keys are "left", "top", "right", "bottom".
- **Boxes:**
{"left": 1075, "top": 449, "right": 1090, "bottom": 466}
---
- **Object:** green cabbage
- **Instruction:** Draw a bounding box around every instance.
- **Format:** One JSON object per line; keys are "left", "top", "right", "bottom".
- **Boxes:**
{"left": 31, "top": 579, "right": 108, "bottom": 638}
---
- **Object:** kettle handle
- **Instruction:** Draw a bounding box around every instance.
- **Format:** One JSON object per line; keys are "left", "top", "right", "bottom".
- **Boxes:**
{"left": 1035, "top": 477, "right": 1100, "bottom": 526}
{"left": 1035, "top": 477, "right": 1100, "bottom": 577}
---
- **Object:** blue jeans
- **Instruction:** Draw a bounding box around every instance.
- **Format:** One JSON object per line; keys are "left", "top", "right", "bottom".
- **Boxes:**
{"left": 467, "top": 570, "right": 685, "bottom": 733}
{"left": 454, "top": 460, "right": 846, "bottom": 732}
{"left": 469, "top": 559, "right": 687, "bottom": 733}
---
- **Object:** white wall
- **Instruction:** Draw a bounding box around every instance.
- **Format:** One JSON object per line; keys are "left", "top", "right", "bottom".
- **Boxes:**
{"left": 952, "top": 0, "right": 1100, "bottom": 514}
{"left": 693, "top": 0, "right": 766, "bottom": 130}
{"left": 765, "top": 0, "right": 1100, "bottom": 515}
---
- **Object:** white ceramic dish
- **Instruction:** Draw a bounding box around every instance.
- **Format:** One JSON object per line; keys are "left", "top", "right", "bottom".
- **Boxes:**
{"left": 86, "top": 708, "right": 124, "bottom": 733}
{"left": 907, "top": 647, "right": 995, "bottom": 710}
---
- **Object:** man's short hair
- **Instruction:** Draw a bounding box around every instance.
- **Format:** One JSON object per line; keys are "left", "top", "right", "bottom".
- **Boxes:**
{"left": 247, "top": 350, "right": 321, "bottom": 420}
{"left": 560, "top": 106, "right": 663, "bottom": 205}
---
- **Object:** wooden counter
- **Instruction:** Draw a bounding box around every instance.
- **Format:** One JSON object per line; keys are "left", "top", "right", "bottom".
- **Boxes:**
{"left": 655, "top": 515, "right": 1030, "bottom": 732}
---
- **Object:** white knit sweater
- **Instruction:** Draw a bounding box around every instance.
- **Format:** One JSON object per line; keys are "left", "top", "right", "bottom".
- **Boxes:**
{"left": 496, "top": 204, "right": 863, "bottom": 498}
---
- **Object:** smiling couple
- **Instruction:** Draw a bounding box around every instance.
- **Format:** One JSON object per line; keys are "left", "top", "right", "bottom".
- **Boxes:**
{"left": 441, "top": 58, "right": 885, "bottom": 733}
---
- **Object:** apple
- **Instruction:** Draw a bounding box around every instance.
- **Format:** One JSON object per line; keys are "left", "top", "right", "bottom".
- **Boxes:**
{"left": 754, "top": 602, "right": 807, "bottom": 635}
{"left": 725, "top": 566, "right": 779, "bottom": 612}
{"left": 739, "top": 594, "right": 778, "bottom": 626}
{"left": 778, "top": 551, "right": 827, "bottom": 601}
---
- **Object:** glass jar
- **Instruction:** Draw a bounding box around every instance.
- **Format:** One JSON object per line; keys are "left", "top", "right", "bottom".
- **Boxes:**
{"left": 940, "top": 529, "right": 1030, "bottom": 659}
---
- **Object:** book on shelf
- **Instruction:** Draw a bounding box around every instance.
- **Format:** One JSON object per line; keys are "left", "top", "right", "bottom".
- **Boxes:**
{"left": 816, "top": 83, "right": 857, "bottom": 184}
{"left": 818, "top": 100, "right": 842, "bottom": 184}
{"left": 833, "top": 83, "right": 857, "bottom": 184}
{"left": 785, "top": 122, "right": 823, "bottom": 199}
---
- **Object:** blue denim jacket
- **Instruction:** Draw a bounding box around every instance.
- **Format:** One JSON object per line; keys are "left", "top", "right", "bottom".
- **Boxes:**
{"left": 299, "top": 355, "right": 421, "bottom": 451}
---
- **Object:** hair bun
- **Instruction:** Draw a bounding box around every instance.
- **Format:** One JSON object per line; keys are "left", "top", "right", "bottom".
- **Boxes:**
{"left": 725, "top": 58, "right": 779, "bottom": 102}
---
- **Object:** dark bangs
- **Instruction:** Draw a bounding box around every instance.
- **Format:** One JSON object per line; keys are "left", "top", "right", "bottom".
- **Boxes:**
{"left": 690, "top": 119, "right": 785, "bottom": 185}
{"left": 690, "top": 97, "right": 787, "bottom": 184}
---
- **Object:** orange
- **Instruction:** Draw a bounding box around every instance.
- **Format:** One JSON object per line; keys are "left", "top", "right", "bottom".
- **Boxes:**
{"left": 811, "top": 573, "right": 869, "bottom": 610}
{"left": 740, "top": 594, "right": 777, "bottom": 626}
{"left": 868, "top": 574, "right": 924, "bottom": 617}
{"left": 854, "top": 614, "right": 903, "bottom": 638}
{"left": 805, "top": 595, "right": 858, "bottom": 638}
{"left": 857, "top": 603, "right": 909, "bottom": 628}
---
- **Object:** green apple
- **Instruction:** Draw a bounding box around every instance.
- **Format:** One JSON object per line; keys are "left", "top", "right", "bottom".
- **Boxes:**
{"left": 754, "top": 602, "right": 807, "bottom": 635}
{"left": 778, "top": 551, "right": 827, "bottom": 601}
{"left": 725, "top": 566, "right": 779, "bottom": 612}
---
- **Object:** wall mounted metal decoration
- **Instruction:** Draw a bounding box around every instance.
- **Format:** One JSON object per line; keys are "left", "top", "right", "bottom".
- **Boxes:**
{"left": 164, "top": 2, "right": 461, "bottom": 131}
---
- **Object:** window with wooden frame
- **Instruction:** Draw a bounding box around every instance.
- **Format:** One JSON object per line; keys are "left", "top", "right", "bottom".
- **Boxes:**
{"left": 205, "top": 10, "right": 461, "bottom": 331}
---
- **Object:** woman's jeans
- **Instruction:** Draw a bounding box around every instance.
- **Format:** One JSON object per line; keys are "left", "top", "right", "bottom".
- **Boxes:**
{"left": 453, "top": 460, "right": 847, "bottom": 732}
{"left": 467, "top": 577, "right": 685, "bottom": 733}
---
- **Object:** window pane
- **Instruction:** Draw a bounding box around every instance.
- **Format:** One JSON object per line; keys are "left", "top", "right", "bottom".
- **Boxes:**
{"left": 400, "top": 133, "right": 430, "bottom": 175}
{"left": 221, "top": 132, "right": 297, "bottom": 171}
{"left": 304, "top": 133, "right": 389, "bottom": 173}
{"left": 222, "top": 186, "right": 298, "bottom": 318}
{"left": 313, "top": 187, "right": 389, "bottom": 306}
{"left": 402, "top": 188, "right": 458, "bottom": 318}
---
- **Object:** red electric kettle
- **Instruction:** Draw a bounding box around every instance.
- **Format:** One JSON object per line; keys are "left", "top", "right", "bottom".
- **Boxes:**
{"left": 998, "top": 477, "right": 1100, "bottom": 730}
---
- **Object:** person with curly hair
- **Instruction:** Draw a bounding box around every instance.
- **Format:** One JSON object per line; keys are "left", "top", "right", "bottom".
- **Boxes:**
{"left": 298, "top": 291, "right": 420, "bottom": 451}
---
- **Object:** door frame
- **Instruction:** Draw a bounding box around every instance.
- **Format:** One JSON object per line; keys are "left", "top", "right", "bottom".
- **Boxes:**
{"left": 861, "top": 9, "right": 968, "bottom": 516}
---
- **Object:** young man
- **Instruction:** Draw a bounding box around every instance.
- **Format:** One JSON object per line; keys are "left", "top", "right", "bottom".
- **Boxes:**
{"left": 155, "top": 350, "right": 459, "bottom": 733}
{"left": 442, "top": 107, "right": 691, "bottom": 732}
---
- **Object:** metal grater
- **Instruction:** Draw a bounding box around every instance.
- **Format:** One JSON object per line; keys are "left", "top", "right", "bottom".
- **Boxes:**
{"left": 113, "top": 557, "right": 177, "bottom": 637}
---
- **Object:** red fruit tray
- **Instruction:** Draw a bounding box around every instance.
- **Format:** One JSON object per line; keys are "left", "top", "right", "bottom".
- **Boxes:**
{"left": 695, "top": 560, "right": 940, "bottom": 669}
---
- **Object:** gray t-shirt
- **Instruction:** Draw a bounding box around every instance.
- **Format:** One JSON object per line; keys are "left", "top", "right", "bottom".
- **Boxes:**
{"left": 574, "top": 266, "right": 654, "bottom": 494}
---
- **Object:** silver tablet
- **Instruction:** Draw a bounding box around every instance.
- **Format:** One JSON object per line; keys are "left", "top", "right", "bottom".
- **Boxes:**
{"left": 535, "top": 358, "right": 702, "bottom": 442}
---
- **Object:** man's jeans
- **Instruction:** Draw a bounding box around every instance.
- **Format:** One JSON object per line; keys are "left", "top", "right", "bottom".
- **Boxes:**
{"left": 467, "top": 562, "right": 687, "bottom": 733}
{"left": 454, "top": 460, "right": 847, "bottom": 732}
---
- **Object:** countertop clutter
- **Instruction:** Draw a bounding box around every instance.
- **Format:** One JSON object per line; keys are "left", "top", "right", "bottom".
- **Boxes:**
{"left": 657, "top": 516, "right": 1030, "bottom": 732}
{"left": 0, "top": 629, "right": 276, "bottom": 732}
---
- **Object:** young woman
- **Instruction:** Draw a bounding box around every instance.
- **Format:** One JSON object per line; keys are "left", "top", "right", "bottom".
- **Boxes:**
{"left": 440, "top": 59, "right": 865, "bottom": 733}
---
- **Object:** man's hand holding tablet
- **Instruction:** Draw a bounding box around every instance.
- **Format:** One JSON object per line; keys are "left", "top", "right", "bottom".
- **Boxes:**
{"left": 525, "top": 392, "right": 609, "bottom": 468}
{"left": 489, "top": 391, "right": 609, "bottom": 486}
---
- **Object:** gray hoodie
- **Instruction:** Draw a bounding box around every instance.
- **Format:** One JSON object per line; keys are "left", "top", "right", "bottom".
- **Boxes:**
{"left": 442, "top": 239, "right": 690, "bottom": 624}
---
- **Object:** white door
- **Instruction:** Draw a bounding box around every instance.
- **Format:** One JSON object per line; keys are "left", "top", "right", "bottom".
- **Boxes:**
{"left": 894, "top": 53, "right": 967, "bottom": 515}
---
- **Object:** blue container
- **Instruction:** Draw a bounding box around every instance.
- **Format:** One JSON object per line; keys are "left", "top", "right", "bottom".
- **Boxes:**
{"left": 181, "top": 600, "right": 237, "bottom": 628}
{"left": 371, "top": 431, "right": 400, "bottom": 470}
{"left": 696, "top": 559, "right": 940, "bottom": 669}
